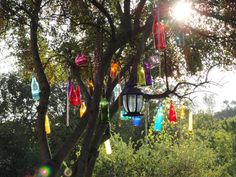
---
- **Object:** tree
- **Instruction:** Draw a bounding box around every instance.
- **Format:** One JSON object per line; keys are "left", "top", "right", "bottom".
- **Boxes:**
{"left": 0, "top": 0, "right": 235, "bottom": 176}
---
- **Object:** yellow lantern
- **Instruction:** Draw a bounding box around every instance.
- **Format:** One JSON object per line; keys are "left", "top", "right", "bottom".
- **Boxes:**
{"left": 137, "top": 65, "right": 146, "bottom": 86}
{"left": 188, "top": 111, "right": 193, "bottom": 132}
{"left": 45, "top": 114, "right": 51, "bottom": 135}
{"left": 180, "top": 104, "right": 185, "bottom": 119}
{"left": 104, "top": 139, "right": 112, "bottom": 155}
{"left": 88, "top": 80, "right": 94, "bottom": 97}
{"left": 80, "top": 101, "right": 87, "bottom": 118}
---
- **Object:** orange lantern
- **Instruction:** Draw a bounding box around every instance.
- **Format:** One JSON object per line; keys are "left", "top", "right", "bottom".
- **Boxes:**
{"left": 110, "top": 62, "right": 119, "bottom": 79}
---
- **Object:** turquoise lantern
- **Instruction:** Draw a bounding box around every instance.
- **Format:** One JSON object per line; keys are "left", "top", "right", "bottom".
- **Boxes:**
{"left": 31, "top": 75, "right": 40, "bottom": 101}
{"left": 154, "top": 104, "right": 164, "bottom": 132}
{"left": 120, "top": 110, "right": 131, "bottom": 120}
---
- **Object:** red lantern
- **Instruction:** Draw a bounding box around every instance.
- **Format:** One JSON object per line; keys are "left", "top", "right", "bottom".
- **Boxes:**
{"left": 76, "top": 85, "right": 81, "bottom": 106}
{"left": 69, "top": 85, "right": 77, "bottom": 106}
{"left": 75, "top": 53, "right": 88, "bottom": 67}
{"left": 152, "top": 22, "right": 167, "bottom": 50}
{"left": 110, "top": 62, "right": 118, "bottom": 79}
{"left": 169, "top": 100, "right": 176, "bottom": 123}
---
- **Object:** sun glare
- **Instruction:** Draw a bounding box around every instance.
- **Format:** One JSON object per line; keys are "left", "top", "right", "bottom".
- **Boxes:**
{"left": 172, "top": 0, "right": 192, "bottom": 21}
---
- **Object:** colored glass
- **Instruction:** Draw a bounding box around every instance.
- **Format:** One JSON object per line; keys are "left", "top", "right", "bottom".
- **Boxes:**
{"left": 180, "top": 104, "right": 185, "bottom": 119}
{"left": 80, "top": 101, "right": 87, "bottom": 118}
{"left": 69, "top": 85, "right": 77, "bottom": 106}
{"left": 137, "top": 65, "right": 146, "bottom": 86}
{"left": 75, "top": 53, "right": 88, "bottom": 67}
{"left": 154, "top": 104, "right": 164, "bottom": 132}
{"left": 110, "top": 62, "right": 119, "bottom": 79}
{"left": 113, "top": 83, "right": 122, "bottom": 101}
{"left": 152, "top": 22, "right": 167, "bottom": 50}
{"left": 169, "top": 100, "right": 177, "bottom": 123}
{"left": 120, "top": 110, "right": 131, "bottom": 120}
{"left": 88, "top": 80, "right": 94, "bottom": 96}
{"left": 104, "top": 139, "right": 112, "bottom": 155}
{"left": 100, "top": 98, "right": 109, "bottom": 123}
{"left": 31, "top": 75, "right": 40, "bottom": 101}
{"left": 132, "top": 116, "right": 141, "bottom": 127}
{"left": 45, "top": 114, "right": 51, "bottom": 135}
{"left": 147, "top": 55, "right": 160, "bottom": 69}
{"left": 144, "top": 62, "right": 152, "bottom": 86}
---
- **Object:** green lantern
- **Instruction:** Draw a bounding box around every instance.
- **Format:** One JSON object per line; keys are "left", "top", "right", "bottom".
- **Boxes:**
{"left": 100, "top": 97, "right": 109, "bottom": 123}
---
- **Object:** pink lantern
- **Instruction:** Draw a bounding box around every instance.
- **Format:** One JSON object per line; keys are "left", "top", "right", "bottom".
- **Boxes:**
{"left": 75, "top": 53, "right": 88, "bottom": 67}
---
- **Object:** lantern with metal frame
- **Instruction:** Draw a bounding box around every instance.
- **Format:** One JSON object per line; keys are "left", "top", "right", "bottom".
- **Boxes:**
{"left": 122, "top": 86, "right": 144, "bottom": 116}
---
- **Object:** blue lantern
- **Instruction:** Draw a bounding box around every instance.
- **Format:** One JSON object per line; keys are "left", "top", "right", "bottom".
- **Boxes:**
{"left": 154, "top": 104, "right": 164, "bottom": 132}
{"left": 132, "top": 116, "right": 141, "bottom": 127}
{"left": 31, "top": 75, "right": 40, "bottom": 101}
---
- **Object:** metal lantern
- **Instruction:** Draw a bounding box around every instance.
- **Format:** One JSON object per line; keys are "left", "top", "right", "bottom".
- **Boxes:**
{"left": 122, "top": 87, "right": 144, "bottom": 116}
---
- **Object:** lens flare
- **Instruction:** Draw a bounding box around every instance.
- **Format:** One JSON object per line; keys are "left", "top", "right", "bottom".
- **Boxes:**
{"left": 39, "top": 165, "right": 52, "bottom": 177}
{"left": 172, "top": 0, "right": 192, "bottom": 21}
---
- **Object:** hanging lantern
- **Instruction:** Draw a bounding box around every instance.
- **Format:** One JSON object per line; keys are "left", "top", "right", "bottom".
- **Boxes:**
{"left": 113, "top": 83, "right": 122, "bottom": 101}
{"left": 143, "top": 61, "right": 152, "bottom": 86}
{"left": 75, "top": 53, "right": 88, "bottom": 67}
{"left": 152, "top": 22, "right": 167, "bottom": 50}
{"left": 154, "top": 104, "right": 164, "bottom": 132}
{"left": 120, "top": 110, "right": 131, "bottom": 120}
{"left": 132, "top": 116, "right": 141, "bottom": 127}
{"left": 88, "top": 80, "right": 94, "bottom": 97}
{"left": 100, "top": 98, "right": 109, "bottom": 123}
{"left": 45, "top": 114, "right": 51, "bottom": 135}
{"left": 188, "top": 111, "right": 193, "bottom": 131}
{"left": 169, "top": 100, "right": 177, "bottom": 123}
{"left": 31, "top": 75, "right": 40, "bottom": 101}
{"left": 80, "top": 101, "right": 87, "bottom": 118}
{"left": 76, "top": 85, "right": 81, "bottom": 106}
{"left": 137, "top": 65, "right": 146, "bottom": 86}
{"left": 69, "top": 85, "right": 77, "bottom": 106}
{"left": 104, "top": 139, "right": 112, "bottom": 155}
{"left": 180, "top": 104, "right": 185, "bottom": 119}
{"left": 147, "top": 55, "right": 160, "bottom": 69}
{"left": 110, "top": 62, "right": 119, "bottom": 79}
{"left": 122, "top": 87, "right": 144, "bottom": 116}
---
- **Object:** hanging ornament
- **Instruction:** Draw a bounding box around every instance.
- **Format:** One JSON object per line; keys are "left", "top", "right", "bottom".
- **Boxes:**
{"left": 113, "top": 83, "right": 122, "bottom": 101}
{"left": 110, "top": 62, "right": 119, "bottom": 79}
{"left": 104, "top": 139, "right": 112, "bottom": 155}
{"left": 152, "top": 22, "right": 167, "bottom": 50}
{"left": 147, "top": 55, "right": 160, "bottom": 69}
{"left": 132, "top": 116, "right": 141, "bottom": 127}
{"left": 80, "top": 101, "right": 87, "bottom": 118}
{"left": 69, "top": 85, "right": 77, "bottom": 106}
{"left": 144, "top": 61, "right": 152, "bottom": 86}
{"left": 88, "top": 80, "right": 94, "bottom": 97}
{"left": 31, "top": 75, "right": 40, "bottom": 101}
{"left": 137, "top": 65, "right": 146, "bottom": 86}
{"left": 45, "top": 114, "right": 51, "bottom": 135}
{"left": 120, "top": 110, "right": 131, "bottom": 120}
{"left": 169, "top": 100, "right": 177, "bottom": 123}
{"left": 180, "top": 104, "right": 185, "bottom": 119}
{"left": 66, "top": 78, "right": 71, "bottom": 126}
{"left": 154, "top": 104, "right": 164, "bottom": 132}
{"left": 76, "top": 85, "right": 81, "bottom": 106}
{"left": 188, "top": 111, "right": 193, "bottom": 131}
{"left": 75, "top": 53, "right": 88, "bottom": 67}
{"left": 100, "top": 98, "right": 109, "bottom": 123}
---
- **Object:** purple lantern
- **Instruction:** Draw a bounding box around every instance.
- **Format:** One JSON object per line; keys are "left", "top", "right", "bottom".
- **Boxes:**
{"left": 144, "top": 61, "right": 152, "bottom": 86}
